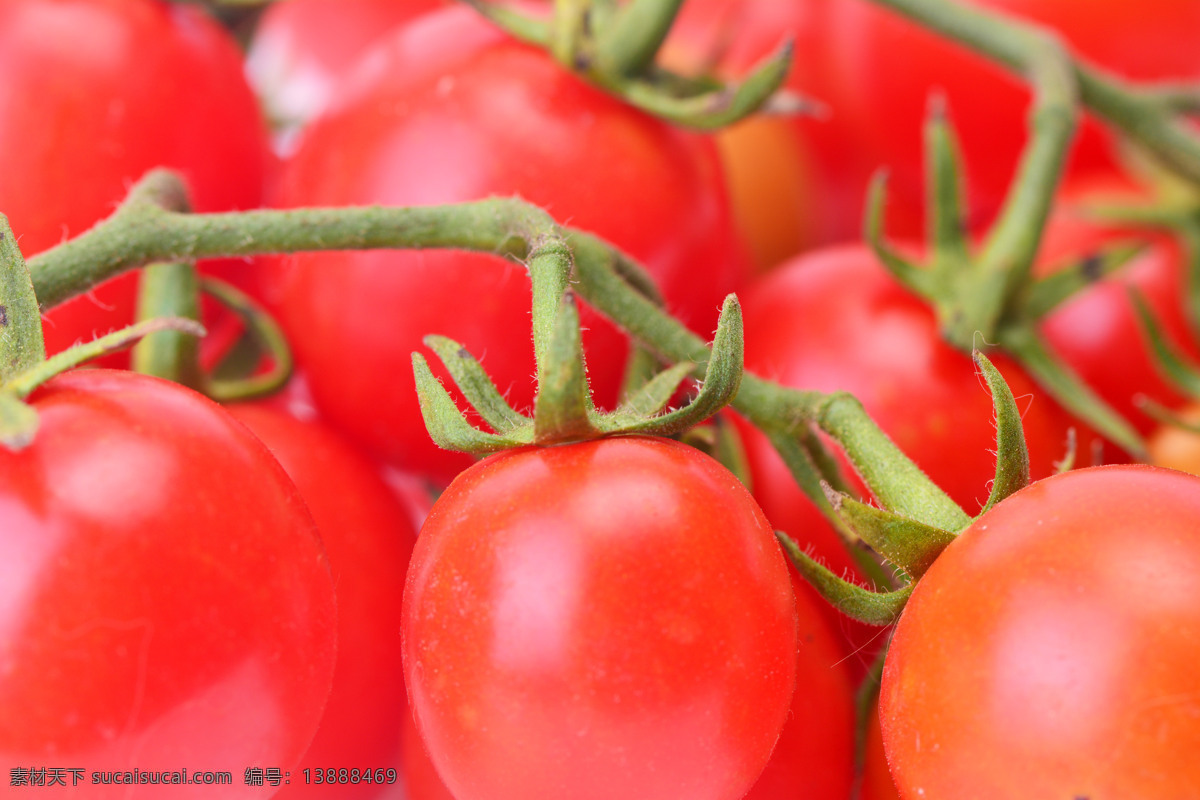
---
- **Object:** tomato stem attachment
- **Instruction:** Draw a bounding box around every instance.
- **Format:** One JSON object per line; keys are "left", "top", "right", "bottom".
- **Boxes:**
{"left": 864, "top": 31, "right": 1147, "bottom": 458}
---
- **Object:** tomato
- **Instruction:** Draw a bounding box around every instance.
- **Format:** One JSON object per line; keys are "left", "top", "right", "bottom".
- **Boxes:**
{"left": 739, "top": 243, "right": 1094, "bottom": 527}
{"left": 224, "top": 399, "right": 418, "bottom": 800}
{"left": 1148, "top": 403, "right": 1200, "bottom": 475}
{"left": 402, "top": 436, "right": 797, "bottom": 800}
{"left": 402, "top": 707, "right": 456, "bottom": 800}
{"left": 880, "top": 465, "right": 1200, "bottom": 798}
{"left": 1037, "top": 178, "right": 1200, "bottom": 434}
{"left": 663, "top": 0, "right": 877, "bottom": 258}
{"left": 861, "top": 695, "right": 902, "bottom": 800}
{"left": 818, "top": 0, "right": 1200, "bottom": 237}
{"left": 0, "top": 370, "right": 337, "bottom": 794}
{"left": 0, "top": 0, "right": 268, "bottom": 359}
{"left": 259, "top": 6, "right": 748, "bottom": 484}
{"left": 246, "top": 0, "right": 446, "bottom": 140}
{"left": 740, "top": 584, "right": 856, "bottom": 800}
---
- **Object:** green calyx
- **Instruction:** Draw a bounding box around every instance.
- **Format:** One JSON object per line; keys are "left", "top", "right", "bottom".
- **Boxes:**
{"left": 865, "top": 39, "right": 1146, "bottom": 459}
{"left": 413, "top": 293, "right": 745, "bottom": 454}
{"left": 774, "top": 352, "right": 1035, "bottom": 626}
{"left": 463, "top": 0, "right": 808, "bottom": 130}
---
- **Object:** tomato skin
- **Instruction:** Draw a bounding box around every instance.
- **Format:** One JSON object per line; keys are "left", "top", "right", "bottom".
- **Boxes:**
{"left": 223, "top": 402, "right": 418, "bottom": 800}
{"left": 740, "top": 583, "right": 856, "bottom": 800}
{"left": 1036, "top": 180, "right": 1200, "bottom": 435}
{"left": 664, "top": 0, "right": 874, "bottom": 255}
{"left": 739, "top": 244, "right": 1091, "bottom": 517}
{"left": 819, "top": 0, "right": 1200, "bottom": 237}
{"left": 881, "top": 465, "right": 1200, "bottom": 799}
{"left": 247, "top": 0, "right": 446, "bottom": 135}
{"left": 402, "top": 437, "right": 797, "bottom": 800}
{"left": 0, "top": 0, "right": 268, "bottom": 357}
{"left": 861, "top": 697, "right": 902, "bottom": 800}
{"left": 261, "top": 9, "right": 748, "bottom": 485}
{"left": 0, "top": 371, "right": 336, "bottom": 795}
{"left": 1148, "top": 403, "right": 1200, "bottom": 476}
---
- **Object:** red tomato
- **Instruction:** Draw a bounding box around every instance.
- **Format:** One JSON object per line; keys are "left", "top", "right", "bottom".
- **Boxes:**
{"left": 224, "top": 401, "right": 418, "bottom": 800}
{"left": 259, "top": 7, "right": 748, "bottom": 484}
{"left": 880, "top": 465, "right": 1200, "bottom": 798}
{"left": 818, "top": 0, "right": 1200, "bottom": 237}
{"left": 1148, "top": 403, "right": 1200, "bottom": 476}
{"left": 0, "top": 370, "right": 337, "bottom": 795}
{"left": 402, "top": 708, "right": 456, "bottom": 800}
{"left": 246, "top": 0, "right": 446, "bottom": 137}
{"left": 0, "top": 0, "right": 268, "bottom": 359}
{"left": 730, "top": 410, "right": 883, "bottom": 678}
{"left": 740, "top": 584, "right": 856, "bottom": 800}
{"left": 862, "top": 696, "right": 902, "bottom": 800}
{"left": 663, "top": 0, "right": 879, "bottom": 254}
{"left": 402, "top": 437, "right": 797, "bottom": 800}
{"left": 739, "top": 243, "right": 1095, "bottom": 530}
{"left": 1037, "top": 178, "right": 1200, "bottom": 434}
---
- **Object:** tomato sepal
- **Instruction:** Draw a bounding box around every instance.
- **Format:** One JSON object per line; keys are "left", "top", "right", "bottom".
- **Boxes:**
{"left": 775, "top": 529, "right": 914, "bottom": 627}
{"left": 821, "top": 483, "right": 956, "bottom": 582}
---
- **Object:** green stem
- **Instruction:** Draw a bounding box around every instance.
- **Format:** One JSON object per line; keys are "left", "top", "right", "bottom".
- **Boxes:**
{"left": 132, "top": 262, "right": 203, "bottom": 389}
{"left": 30, "top": 169, "right": 972, "bottom": 546}
{"left": 29, "top": 170, "right": 562, "bottom": 311}
{"left": 865, "top": 0, "right": 1200, "bottom": 186}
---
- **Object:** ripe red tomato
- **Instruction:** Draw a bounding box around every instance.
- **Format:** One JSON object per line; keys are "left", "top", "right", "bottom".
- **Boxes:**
{"left": 1037, "top": 178, "right": 1200, "bottom": 435}
{"left": 739, "top": 243, "right": 1093, "bottom": 522}
{"left": 0, "top": 370, "right": 337, "bottom": 793}
{"left": 0, "top": 0, "right": 268, "bottom": 359}
{"left": 663, "top": 0, "right": 880, "bottom": 256}
{"left": 740, "top": 585, "right": 856, "bottom": 800}
{"left": 861, "top": 696, "right": 902, "bottom": 800}
{"left": 1148, "top": 403, "right": 1200, "bottom": 476}
{"left": 260, "top": 7, "right": 748, "bottom": 484}
{"left": 402, "top": 436, "right": 797, "bottom": 800}
{"left": 880, "top": 465, "right": 1200, "bottom": 798}
{"left": 224, "top": 399, "right": 418, "bottom": 800}
{"left": 818, "top": 0, "right": 1200, "bottom": 236}
{"left": 246, "top": 0, "right": 446, "bottom": 137}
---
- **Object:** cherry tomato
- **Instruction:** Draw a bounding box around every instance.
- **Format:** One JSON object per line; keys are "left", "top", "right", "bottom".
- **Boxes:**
{"left": 818, "top": 0, "right": 1200, "bottom": 236}
{"left": 402, "top": 708, "right": 456, "bottom": 800}
{"left": 1148, "top": 403, "right": 1200, "bottom": 475}
{"left": 0, "top": 370, "right": 337, "bottom": 794}
{"left": 663, "top": 0, "right": 878, "bottom": 258}
{"left": 402, "top": 436, "right": 797, "bottom": 800}
{"left": 224, "top": 399, "right": 418, "bottom": 800}
{"left": 740, "top": 583, "right": 856, "bottom": 800}
{"left": 246, "top": 0, "right": 446, "bottom": 140}
{"left": 861, "top": 695, "right": 902, "bottom": 800}
{"left": 880, "top": 465, "right": 1200, "bottom": 798}
{"left": 739, "top": 243, "right": 1093, "bottom": 528}
{"left": 1037, "top": 178, "right": 1200, "bottom": 434}
{"left": 730, "top": 411, "right": 884, "bottom": 680}
{"left": 0, "top": 0, "right": 268, "bottom": 358}
{"left": 260, "top": 7, "right": 748, "bottom": 484}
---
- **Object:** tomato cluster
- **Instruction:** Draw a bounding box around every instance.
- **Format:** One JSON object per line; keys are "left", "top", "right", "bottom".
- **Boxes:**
{"left": 4, "top": 1, "right": 1200, "bottom": 799}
